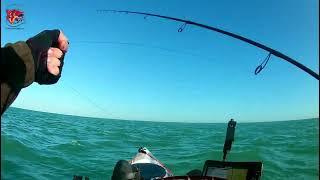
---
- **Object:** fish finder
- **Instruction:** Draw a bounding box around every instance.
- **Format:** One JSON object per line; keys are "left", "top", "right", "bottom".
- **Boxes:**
{"left": 202, "top": 160, "right": 263, "bottom": 180}
{"left": 200, "top": 119, "right": 263, "bottom": 180}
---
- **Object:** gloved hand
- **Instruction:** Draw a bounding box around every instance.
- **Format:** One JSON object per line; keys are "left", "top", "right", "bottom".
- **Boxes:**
{"left": 26, "top": 29, "right": 69, "bottom": 84}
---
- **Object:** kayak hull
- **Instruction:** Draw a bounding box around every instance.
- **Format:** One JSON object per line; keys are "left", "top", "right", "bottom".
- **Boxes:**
{"left": 130, "top": 147, "right": 173, "bottom": 179}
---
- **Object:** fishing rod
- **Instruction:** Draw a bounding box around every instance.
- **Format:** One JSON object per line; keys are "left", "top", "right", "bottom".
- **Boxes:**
{"left": 97, "top": 9, "right": 319, "bottom": 80}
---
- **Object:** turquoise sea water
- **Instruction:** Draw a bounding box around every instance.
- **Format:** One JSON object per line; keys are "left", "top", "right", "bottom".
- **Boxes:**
{"left": 1, "top": 107, "right": 319, "bottom": 179}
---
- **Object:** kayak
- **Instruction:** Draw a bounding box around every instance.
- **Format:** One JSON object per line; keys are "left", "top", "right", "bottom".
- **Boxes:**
{"left": 130, "top": 147, "right": 173, "bottom": 179}
{"left": 79, "top": 120, "right": 263, "bottom": 180}
{"left": 128, "top": 147, "right": 263, "bottom": 180}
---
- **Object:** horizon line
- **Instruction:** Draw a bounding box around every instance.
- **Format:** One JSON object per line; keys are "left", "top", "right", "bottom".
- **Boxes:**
{"left": 6, "top": 106, "right": 319, "bottom": 124}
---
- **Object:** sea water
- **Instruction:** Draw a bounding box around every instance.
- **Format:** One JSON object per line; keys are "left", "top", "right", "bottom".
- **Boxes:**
{"left": 1, "top": 107, "right": 319, "bottom": 179}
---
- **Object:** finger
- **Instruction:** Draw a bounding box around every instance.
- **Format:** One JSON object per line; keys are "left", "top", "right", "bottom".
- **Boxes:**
{"left": 59, "top": 40, "right": 69, "bottom": 53}
{"left": 48, "top": 47, "right": 63, "bottom": 58}
{"left": 48, "top": 66, "right": 60, "bottom": 76}
{"left": 58, "top": 30, "right": 69, "bottom": 52}
{"left": 47, "top": 57, "right": 61, "bottom": 67}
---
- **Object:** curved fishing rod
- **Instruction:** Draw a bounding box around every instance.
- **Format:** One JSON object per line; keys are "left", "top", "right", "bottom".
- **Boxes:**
{"left": 98, "top": 9, "right": 319, "bottom": 80}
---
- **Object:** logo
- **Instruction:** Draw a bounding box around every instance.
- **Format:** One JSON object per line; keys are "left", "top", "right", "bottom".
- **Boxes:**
{"left": 5, "top": 5, "right": 25, "bottom": 29}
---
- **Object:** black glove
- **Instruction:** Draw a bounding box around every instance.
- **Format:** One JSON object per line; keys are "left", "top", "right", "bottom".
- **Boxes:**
{"left": 26, "top": 29, "right": 65, "bottom": 85}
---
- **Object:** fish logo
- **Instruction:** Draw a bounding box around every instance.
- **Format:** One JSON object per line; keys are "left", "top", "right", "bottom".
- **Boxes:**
{"left": 6, "top": 8, "right": 25, "bottom": 27}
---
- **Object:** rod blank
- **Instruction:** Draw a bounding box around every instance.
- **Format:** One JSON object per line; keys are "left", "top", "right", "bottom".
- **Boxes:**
{"left": 98, "top": 9, "right": 319, "bottom": 80}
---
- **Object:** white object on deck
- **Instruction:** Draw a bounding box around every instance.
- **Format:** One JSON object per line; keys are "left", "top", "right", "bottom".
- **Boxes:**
{"left": 130, "top": 147, "right": 173, "bottom": 179}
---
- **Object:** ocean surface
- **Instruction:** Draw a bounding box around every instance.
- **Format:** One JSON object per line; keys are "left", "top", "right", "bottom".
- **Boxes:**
{"left": 1, "top": 107, "right": 319, "bottom": 180}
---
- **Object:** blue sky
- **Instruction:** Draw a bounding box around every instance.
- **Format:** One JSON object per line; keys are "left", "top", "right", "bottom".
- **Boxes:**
{"left": 1, "top": 0, "right": 319, "bottom": 122}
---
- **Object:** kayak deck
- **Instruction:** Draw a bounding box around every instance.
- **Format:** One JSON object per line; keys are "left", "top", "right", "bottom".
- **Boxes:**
{"left": 130, "top": 147, "right": 173, "bottom": 179}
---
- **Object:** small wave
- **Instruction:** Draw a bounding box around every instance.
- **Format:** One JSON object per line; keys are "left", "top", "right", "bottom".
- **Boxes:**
{"left": 71, "top": 140, "right": 82, "bottom": 146}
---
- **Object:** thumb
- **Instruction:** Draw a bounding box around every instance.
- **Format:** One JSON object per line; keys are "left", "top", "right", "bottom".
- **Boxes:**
{"left": 57, "top": 31, "right": 69, "bottom": 52}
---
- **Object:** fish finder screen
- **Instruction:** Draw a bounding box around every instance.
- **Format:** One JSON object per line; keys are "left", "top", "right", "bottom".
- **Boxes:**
{"left": 206, "top": 167, "right": 248, "bottom": 180}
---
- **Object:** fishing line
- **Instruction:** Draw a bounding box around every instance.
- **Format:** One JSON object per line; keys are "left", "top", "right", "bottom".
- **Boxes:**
{"left": 63, "top": 40, "right": 219, "bottom": 118}
{"left": 61, "top": 80, "right": 114, "bottom": 117}
{"left": 96, "top": 9, "right": 319, "bottom": 80}
{"left": 72, "top": 40, "right": 217, "bottom": 61}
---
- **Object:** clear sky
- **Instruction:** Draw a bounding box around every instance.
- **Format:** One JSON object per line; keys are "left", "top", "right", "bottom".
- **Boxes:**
{"left": 1, "top": 0, "right": 319, "bottom": 122}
